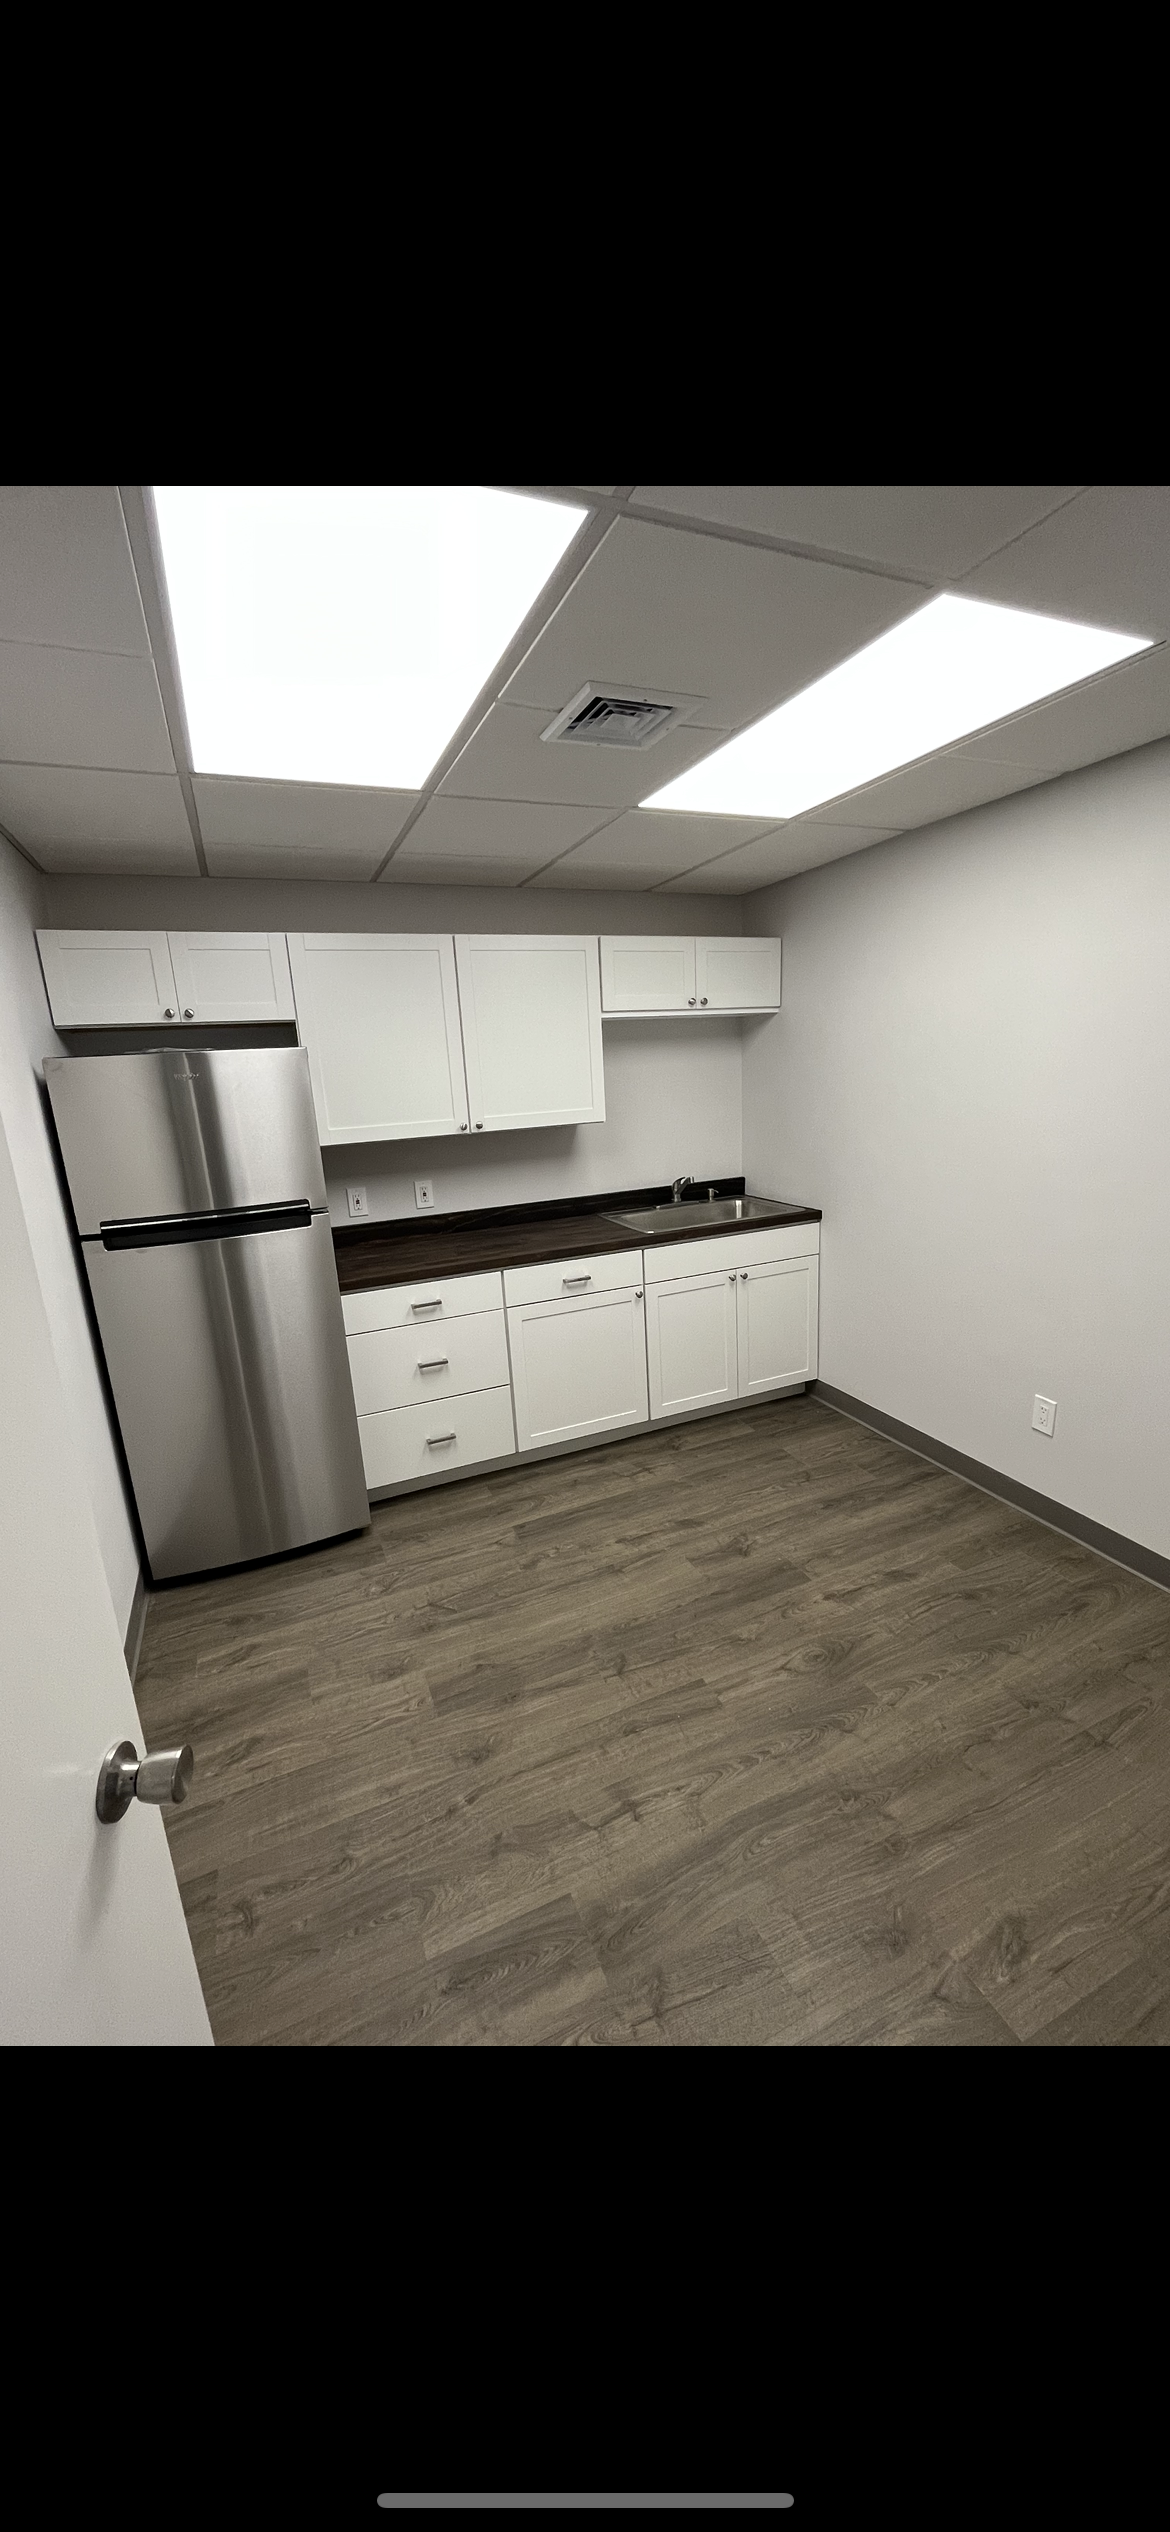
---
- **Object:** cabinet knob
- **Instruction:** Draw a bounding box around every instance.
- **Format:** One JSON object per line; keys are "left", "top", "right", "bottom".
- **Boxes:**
{"left": 635, "top": 1288, "right": 643, "bottom": 1300}
{"left": 459, "top": 1122, "right": 468, "bottom": 1131}
{"left": 728, "top": 1271, "right": 736, "bottom": 1282}
{"left": 163, "top": 1007, "right": 175, "bottom": 1019}
{"left": 474, "top": 1122, "right": 483, "bottom": 1130}
{"left": 740, "top": 1270, "right": 748, "bottom": 1280}
{"left": 700, "top": 996, "right": 708, "bottom": 1006}
{"left": 183, "top": 1007, "right": 194, "bottom": 1019}
{"left": 688, "top": 996, "right": 696, "bottom": 1006}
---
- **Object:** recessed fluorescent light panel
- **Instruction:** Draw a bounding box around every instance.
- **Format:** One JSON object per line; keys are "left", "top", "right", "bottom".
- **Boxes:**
{"left": 642, "top": 594, "right": 1153, "bottom": 819}
{"left": 151, "top": 486, "right": 587, "bottom": 789}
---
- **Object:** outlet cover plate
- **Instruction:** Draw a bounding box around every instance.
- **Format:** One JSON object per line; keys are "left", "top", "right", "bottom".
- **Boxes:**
{"left": 1032, "top": 1394, "right": 1057, "bottom": 1435}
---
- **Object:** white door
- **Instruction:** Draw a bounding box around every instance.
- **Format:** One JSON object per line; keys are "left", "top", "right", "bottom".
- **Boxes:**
{"left": 599, "top": 936, "right": 697, "bottom": 1012}
{"left": 0, "top": 1105, "right": 212, "bottom": 2045}
{"left": 645, "top": 1268, "right": 739, "bottom": 1418}
{"left": 695, "top": 937, "right": 782, "bottom": 1010}
{"left": 36, "top": 929, "right": 180, "bottom": 1028}
{"left": 507, "top": 1287, "right": 648, "bottom": 1449}
{"left": 736, "top": 1256, "right": 819, "bottom": 1394}
{"left": 287, "top": 934, "right": 470, "bottom": 1143}
{"left": 455, "top": 936, "right": 606, "bottom": 1131}
{"left": 168, "top": 932, "right": 295, "bottom": 1023}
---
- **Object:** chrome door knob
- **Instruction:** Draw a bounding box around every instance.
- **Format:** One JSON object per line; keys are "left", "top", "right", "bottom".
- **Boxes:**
{"left": 96, "top": 1739, "right": 194, "bottom": 1825}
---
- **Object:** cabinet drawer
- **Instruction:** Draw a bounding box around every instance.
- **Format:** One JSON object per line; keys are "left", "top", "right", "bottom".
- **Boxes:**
{"left": 341, "top": 1271, "right": 503, "bottom": 1335}
{"left": 347, "top": 1311, "right": 509, "bottom": 1413}
{"left": 358, "top": 1385, "right": 516, "bottom": 1489}
{"left": 642, "top": 1223, "right": 819, "bottom": 1281}
{"left": 503, "top": 1248, "right": 642, "bottom": 1307}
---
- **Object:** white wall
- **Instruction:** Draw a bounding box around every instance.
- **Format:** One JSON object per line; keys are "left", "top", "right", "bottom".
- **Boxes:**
{"left": 45, "top": 875, "right": 746, "bottom": 1224}
{"left": 0, "top": 837, "right": 141, "bottom": 1636}
{"left": 742, "top": 735, "right": 1170, "bottom": 1561}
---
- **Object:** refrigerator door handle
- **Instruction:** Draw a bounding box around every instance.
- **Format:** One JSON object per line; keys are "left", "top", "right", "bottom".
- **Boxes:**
{"left": 99, "top": 1201, "right": 314, "bottom": 1251}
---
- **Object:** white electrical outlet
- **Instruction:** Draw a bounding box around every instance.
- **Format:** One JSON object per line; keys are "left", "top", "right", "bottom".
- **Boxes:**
{"left": 414, "top": 1180, "right": 435, "bottom": 1211}
{"left": 346, "top": 1185, "right": 368, "bottom": 1220}
{"left": 1032, "top": 1394, "right": 1057, "bottom": 1435}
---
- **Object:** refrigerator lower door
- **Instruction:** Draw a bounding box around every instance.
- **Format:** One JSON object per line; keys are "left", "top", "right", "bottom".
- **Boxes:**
{"left": 84, "top": 1213, "right": 370, "bottom": 1579}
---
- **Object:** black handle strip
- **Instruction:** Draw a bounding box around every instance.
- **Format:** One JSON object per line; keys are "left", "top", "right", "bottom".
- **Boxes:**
{"left": 99, "top": 1201, "right": 314, "bottom": 1251}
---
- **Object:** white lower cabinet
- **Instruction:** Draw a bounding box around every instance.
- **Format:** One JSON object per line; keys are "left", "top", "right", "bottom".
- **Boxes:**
{"left": 645, "top": 1270, "right": 739, "bottom": 1417}
{"left": 343, "top": 1225, "right": 818, "bottom": 1493}
{"left": 507, "top": 1284, "right": 649, "bottom": 1450}
{"left": 736, "top": 1256, "right": 819, "bottom": 1391}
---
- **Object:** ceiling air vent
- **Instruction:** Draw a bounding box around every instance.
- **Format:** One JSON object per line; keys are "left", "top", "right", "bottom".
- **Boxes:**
{"left": 540, "top": 682, "right": 704, "bottom": 750}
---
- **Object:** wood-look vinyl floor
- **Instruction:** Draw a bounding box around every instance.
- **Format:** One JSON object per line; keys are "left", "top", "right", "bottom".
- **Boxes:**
{"left": 133, "top": 1395, "right": 1170, "bottom": 2046}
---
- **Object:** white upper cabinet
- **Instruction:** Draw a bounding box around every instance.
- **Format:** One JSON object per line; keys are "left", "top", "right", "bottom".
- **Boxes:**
{"left": 167, "top": 933, "right": 294, "bottom": 1023}
{"left": 37, "top": 930, "right": 180, "bottom": 1027}
{"left": 287, "top": 934, "right": 470, "bottom": 1145}
{"left": 600, "top": 936, "right": 698, "bottom": 1012}
{"left": 600, "top": 934, "right": 781, "bottom": 1014}
{"left": 696, "top": 936, "right": 782, "bottom": 1011}
{"left": 455, "top": 935, "right": 605, "bottom": 1132}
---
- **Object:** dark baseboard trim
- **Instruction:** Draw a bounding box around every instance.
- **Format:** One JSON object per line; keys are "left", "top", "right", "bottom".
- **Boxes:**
{"left": 123, "top": 1569, "right": 149, "bottom": 1682}
{"left": 809, "top": 1381, "right": 1170, "bottom": 1596}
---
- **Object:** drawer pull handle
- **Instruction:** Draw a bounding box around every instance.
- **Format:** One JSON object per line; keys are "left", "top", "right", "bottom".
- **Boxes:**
{"left": 427, "top": 1431, "right": 457, "bottom": 1447}
{"left": 562, "top": 1274, "right": 592, "bottom": 1287}
{"left": 418, "top": 1357, "right": 450, "bottom": 1370}
{"left": 411, "top": 1299, "right": 443, "bottom": 1313}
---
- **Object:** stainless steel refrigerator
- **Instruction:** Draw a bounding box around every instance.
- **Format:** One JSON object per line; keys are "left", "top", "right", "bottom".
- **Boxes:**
{"left": 44, "top": 1045, "right": 370, "bottom": 1581}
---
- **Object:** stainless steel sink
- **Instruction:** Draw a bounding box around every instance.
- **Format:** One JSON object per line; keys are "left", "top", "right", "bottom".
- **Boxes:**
{"left": 602, "top": 1196, "right": 796, "bottom": 1234}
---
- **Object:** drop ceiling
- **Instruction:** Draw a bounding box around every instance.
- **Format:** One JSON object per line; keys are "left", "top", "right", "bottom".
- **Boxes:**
{"left": 2, "top": 482, "right": 1170, "bottom": 894}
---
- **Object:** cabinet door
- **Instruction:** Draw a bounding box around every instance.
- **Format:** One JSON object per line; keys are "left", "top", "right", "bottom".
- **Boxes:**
{"left": 286, "top": 934, "right": 470, "bottom": 1144}
{"left": 168, "top": 932, "right": 295, "bottom": 1022}
{"left": 507, "top": 1287, "right": 648, "bottom": 1450}
{"left": 600, "top": 937, "right": 697, "bottom": 1012}
{"left": 36, "top": 930, "right": 179, "bottom": 1027}
{"left": 645, "top": 1269, "right": 739, "bottom": 1418}
{"left": 736, "top": 1256, "right": 819, "bottom": 1394}
{"left": 695, "top": 937, "right": 782, "bottom": 1010}
{"left": 455, "top": 936, "right": 605, "bottom": 1131}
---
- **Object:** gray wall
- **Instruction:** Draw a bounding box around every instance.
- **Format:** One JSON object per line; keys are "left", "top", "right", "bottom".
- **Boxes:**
{"left": 0, "top": 837, "right": 141, "bottom": 1635}
{"left": 44, "top": 876, "right": 747, "bottom": 1224}
{"left": 742, "top": 735, "right": 1170, "bottom": 1560}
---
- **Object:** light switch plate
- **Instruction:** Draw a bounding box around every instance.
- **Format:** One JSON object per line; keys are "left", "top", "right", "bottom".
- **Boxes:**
{"left": 347, "top": 1185, "right": 368, "bottom": 1219}
{"left": 1032, "top": 1394, "right": 1057, "bottom": 1435}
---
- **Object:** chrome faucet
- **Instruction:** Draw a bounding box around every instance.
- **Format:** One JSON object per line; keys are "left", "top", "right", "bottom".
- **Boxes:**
{"left": 671, "top": 1174, "right": 694, "bottom": 1202}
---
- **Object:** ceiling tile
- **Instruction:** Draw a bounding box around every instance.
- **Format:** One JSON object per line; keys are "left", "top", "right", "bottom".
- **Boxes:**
{"left": 0, "top": 642, "right": 174, "bottom": 772}
{"left": 193, "top": 776, "right": 418, "bottom": 857}
{"left": 951, "top": 640, "right": 1170, "bottom": 772}
{"left": 538, "top": 807, "right": 780, "bottom": 886}
{"left": 959, "top": 488, "right": 1170, "bottom": 637}
{"left": 202, "top": 842, "right": 388, "bottom": 881}
{"left": 629, "top": 487, "right": 1082, "bottom": 581}
{"left": 816, "top": 751, "right": 1060, "bottom": 832}
{"left": 380, "top": 856, "right": 533, "bottom": 889}
{"left": 530, "top": 855, "right": 685, "bottom": 892}
{"left": 0, "top": 764, "right": 196, "bottom": 868}
{"left": 392, "top": 795, "right": 612, "bottom": 868}
{"left": 500, "top": 516, "right": 922, "bottom": 727}
{"left": 439, "top": 701, "right": 734, "bottom": 811}
{"left": 660, "top": 820, "right": 898, "bottom": 891}
{"left": 0, "top": 487, "right": 151, "bottom": 652}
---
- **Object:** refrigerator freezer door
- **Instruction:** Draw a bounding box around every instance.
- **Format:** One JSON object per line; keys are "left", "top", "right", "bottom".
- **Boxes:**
{"left": 83, "top": 1213, "right": 369, "bottom": 1578}
{"left": 44, "top": 1046, "right": 328, "bottom": 1235}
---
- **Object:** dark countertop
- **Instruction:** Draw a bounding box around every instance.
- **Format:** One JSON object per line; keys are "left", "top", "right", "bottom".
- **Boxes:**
{"left": 333, "top": 1177, "right": 821, "bottom": 1293}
